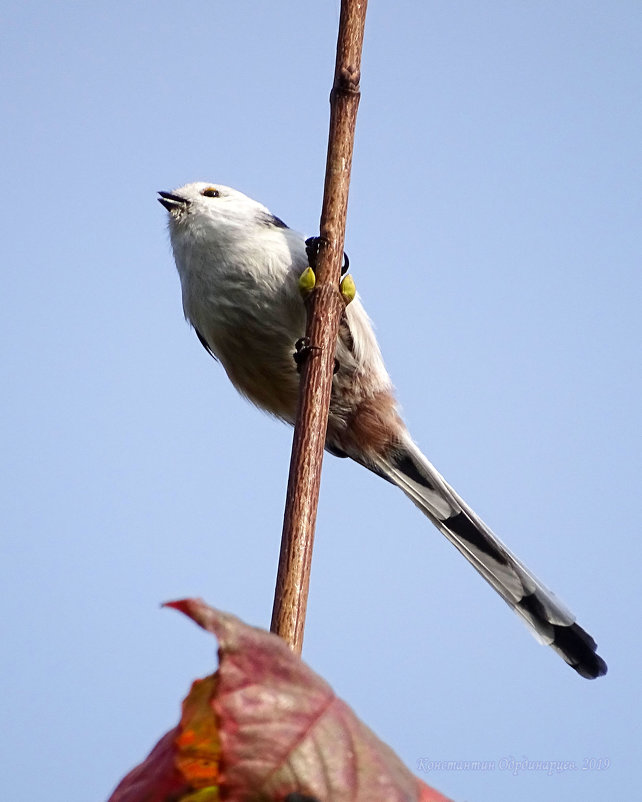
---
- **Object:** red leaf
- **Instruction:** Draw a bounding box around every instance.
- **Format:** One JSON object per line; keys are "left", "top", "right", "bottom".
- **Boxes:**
{"left": 107, "top": 726, "right": 188, "bottom": 802}
{"left": 108, "top": 600, "right": 451, "bottom": 802}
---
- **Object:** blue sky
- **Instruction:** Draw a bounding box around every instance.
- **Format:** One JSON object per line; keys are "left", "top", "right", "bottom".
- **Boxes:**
{"left": 2, "top": 3, "right": 640, "bottom": 800}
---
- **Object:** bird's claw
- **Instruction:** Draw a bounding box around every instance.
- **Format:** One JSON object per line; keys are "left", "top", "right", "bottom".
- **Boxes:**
{"left": 304, "top": 236, "right": 350, "bottom": 275}
{"left": 293, "top": 336, "right": 320, "bottom": 373}
{"left": 293, "top": 337, "right": 340, "bottom": 375}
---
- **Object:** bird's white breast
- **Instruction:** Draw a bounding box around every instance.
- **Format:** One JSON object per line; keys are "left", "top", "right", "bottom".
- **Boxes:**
{"left": 173, "top": 221, "right": 308, "bottom": 421}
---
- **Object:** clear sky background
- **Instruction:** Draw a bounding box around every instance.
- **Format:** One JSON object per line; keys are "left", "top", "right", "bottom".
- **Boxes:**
{"left": 2, "top": 3, "right": 640, "bottom": 800}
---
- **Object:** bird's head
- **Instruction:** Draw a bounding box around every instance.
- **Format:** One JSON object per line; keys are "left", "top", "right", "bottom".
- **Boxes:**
{"left": 158, "top": 182, "right": 289, "bottom": 238}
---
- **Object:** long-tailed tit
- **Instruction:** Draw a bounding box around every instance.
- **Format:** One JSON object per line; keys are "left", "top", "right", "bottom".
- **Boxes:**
{"left": 159, "top": 182, "right": 607, "bottom": 679}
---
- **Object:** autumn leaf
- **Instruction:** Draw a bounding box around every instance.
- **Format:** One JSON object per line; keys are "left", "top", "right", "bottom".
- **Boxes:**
{"left": 107, "top": 599, "right": 451, "bottom": 802}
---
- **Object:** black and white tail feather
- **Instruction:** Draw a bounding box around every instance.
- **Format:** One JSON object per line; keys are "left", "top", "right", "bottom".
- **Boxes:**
{"left": 374, "top": 437, "right": 607, "bottom": 679}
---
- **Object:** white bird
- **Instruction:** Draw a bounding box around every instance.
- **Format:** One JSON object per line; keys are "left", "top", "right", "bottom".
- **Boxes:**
{"left": 159, "top": 182, "right": 607, "bottom": 679}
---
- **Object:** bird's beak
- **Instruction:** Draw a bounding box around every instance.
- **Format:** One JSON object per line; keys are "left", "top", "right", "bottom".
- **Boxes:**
{"left": 158, "top": 191, "right": 190, "bottom": 213}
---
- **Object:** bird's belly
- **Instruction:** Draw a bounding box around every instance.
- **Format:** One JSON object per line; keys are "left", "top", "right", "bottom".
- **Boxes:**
{"left": 204, "top": 310, "right": 303, "bottom": 423}
{"left": 223, "top": 347, "right": 301, "bottom": 422}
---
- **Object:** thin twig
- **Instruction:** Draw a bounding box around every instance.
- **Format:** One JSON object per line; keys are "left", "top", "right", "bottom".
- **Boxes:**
{"left": 270, "top": 0, "right": 369, "bottom": 653}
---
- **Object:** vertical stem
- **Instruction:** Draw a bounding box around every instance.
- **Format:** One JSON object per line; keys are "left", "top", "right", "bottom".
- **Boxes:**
{"left": 270, "top": 0, "right": 369, "bottom": 653}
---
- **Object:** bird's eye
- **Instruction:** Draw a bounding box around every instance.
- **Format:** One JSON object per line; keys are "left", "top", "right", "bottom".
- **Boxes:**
{"left": 201, "top": 187, "right": 220, "bottom": 198}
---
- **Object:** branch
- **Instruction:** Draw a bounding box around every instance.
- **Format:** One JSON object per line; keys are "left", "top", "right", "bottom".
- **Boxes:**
{"left": 270, "top": 0, "right": 369, "bottom": 653}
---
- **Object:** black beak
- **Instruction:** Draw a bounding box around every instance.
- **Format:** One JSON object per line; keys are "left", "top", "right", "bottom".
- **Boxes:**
{"left": 158, "top": 191, "right": 190, "bottom": 212}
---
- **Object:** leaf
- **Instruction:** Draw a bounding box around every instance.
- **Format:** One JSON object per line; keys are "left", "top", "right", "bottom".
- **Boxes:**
{"left": 108, "top": 599, "right": 451, "bottom": 802}
{"left": 107, "top": 726, "right": 189, "bottom": 802}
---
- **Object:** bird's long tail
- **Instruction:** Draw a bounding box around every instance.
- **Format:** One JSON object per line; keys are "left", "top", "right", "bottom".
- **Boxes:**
{"left": 371, "top": 436, "right": 607, "bottom": 679}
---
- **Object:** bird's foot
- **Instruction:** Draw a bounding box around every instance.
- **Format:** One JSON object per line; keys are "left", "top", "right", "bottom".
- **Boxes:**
{"left": 304, "top": 236, "right": 349, "bottom": 275}
{"left": 293, "top": 337, "right": 320, "bottom": 373}
{"left": 293, "top": 337, "right": 340, "bottom": 374}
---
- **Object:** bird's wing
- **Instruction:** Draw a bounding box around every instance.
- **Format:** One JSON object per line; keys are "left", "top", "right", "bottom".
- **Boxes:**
{"left": 195, "top": 328, "right": 219, "bottom": 362}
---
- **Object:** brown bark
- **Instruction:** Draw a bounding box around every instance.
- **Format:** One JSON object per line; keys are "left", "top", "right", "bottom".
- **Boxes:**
{"left": 270, "top": 0, "right": 369, "bottom": 653}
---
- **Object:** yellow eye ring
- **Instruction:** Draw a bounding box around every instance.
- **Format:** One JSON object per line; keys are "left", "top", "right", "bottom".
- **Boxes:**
{"left": 201, "top": 187, "right": 220, "bottom": 198}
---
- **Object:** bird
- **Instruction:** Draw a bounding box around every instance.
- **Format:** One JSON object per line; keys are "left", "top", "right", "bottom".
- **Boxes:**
{"left": 158, "top": 182, "right": 607, "bottom": 679}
